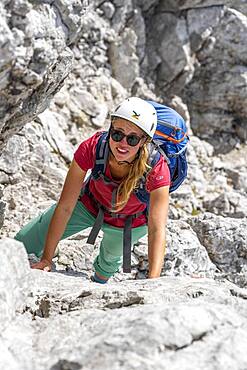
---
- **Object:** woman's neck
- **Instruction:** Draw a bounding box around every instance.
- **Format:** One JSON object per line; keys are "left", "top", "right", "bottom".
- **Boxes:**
{"left": 108, "top": 153, "right": 131, "bottom": 180}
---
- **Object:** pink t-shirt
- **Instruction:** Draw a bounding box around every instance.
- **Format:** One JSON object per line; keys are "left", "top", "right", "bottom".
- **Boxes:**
{"left": 74, "top": 132, "right": 170, "bottom": 228}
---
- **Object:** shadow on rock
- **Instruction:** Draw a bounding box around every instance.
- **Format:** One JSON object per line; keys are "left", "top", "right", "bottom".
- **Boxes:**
{"left": 50, "top": 359, "right": 82, "bottom": 370}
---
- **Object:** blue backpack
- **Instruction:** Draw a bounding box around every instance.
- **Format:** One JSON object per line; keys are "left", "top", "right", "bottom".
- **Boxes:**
{"left": 125, "top": 101, "right": 189, "bottom": 206}
{"left": 148, "top": 100, "right": 189, "bottom": 193}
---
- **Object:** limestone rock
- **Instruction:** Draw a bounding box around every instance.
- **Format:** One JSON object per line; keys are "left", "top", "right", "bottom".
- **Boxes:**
{"left": 0, "top": 201, "right": 6, "bottom": 229}
{"left": 99, "top": 2, "right": 115, "bottom": 20}
{"left": 143, "top": 3, "right": 246, "bottom": 154}
{"left": 1, "top": 117, "right": 69, "bottom": 235}
{"left": 110, "top": 0, "right": 133, "bottom": 33}
{"left": 2, "top": 236, "right": 247, "bottom": 370}
{"left": 37, "top": 110, "right": 74, "bottom": 163}
{"left": 0, "top": 0, "right": 88, "bottom": 152}
{"left": 165, "top": 220, "right": 216, "bottom": 278}
{"left": 204, "top": 191, "right": 247, "bottom": 218}
{"left": 188, "top": 213, "right": 247, "bottom": 287}
{"left": 109, "top": 27, "right": 140, "bottom": 90}
{"left": 157, "top": 0, "right": 246, "bottom": 12}
{"left": 0, "top": 185, "right": 6, "bottom": 229}
{"left": 0, "top": 134, "right": 30, "bottom": 175}
{"left": 214, "top": 145, "right": 247, "bottom": 193}
{"left": 55, "top": 240, "right": 96, "bottom": 275}
{"left": 0, "top": 239, "right": 31, "bottom": 329}
{"left": 184, "top": 8, "right": 247, "bottom": 152}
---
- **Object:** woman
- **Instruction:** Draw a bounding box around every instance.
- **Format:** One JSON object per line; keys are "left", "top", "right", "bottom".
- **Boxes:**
{"left": 15, "top": 97, "right": 170, "bottom": 283}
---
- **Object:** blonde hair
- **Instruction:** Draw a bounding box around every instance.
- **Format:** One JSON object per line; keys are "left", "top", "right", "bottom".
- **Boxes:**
{"left": 114, "top": 143, "right": 151, "bottom": 212}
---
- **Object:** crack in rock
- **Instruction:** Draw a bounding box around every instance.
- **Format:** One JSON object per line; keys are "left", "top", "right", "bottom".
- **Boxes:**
{"left": 36, "top": 295, "right": 51, "bottom": 318}
{"left": 165, "top": 331, "right": 208, "bottom": 352}
{"left": 104, "top": 292, "right": 144, "bottom": 309}
{"left": 229, "top": 288, "right": 247, "bottom": 300}
{"left": 50, "top": 359, "right": 82, "bottom": 370}
{"left": 68, "top": 291, "right": 93, "bottom": 311}
{"left": 186, "top": 290, "right": 204, "bottom": 298}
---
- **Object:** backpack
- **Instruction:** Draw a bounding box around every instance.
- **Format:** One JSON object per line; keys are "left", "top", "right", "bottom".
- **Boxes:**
{"left": 118, "top": 101, "right": 189, "bottom": 206}
{"left": 148, "top": 100, "right": 189, "bottom": 193}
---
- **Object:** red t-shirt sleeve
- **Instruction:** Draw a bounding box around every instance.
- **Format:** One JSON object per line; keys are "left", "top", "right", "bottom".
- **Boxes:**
{"left": 74, "top": 132, "right": 101, "bottom": 171}
{"left": 146, "top": 156, "right": 170, "bottom": 192}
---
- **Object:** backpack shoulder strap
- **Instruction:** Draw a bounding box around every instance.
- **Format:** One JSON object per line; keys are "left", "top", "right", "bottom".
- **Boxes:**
{"left": 147, "top": 142, "right": 161, "bottom": 166}
{"left": 91, "top": 131, "right": 109, "bottom": 179}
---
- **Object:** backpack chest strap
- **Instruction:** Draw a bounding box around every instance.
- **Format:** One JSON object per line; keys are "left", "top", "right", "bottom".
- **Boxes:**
{"left": 85, "top": 188, "right": 145, "bottom": 274}
{"left": 85, "top": 186, "right": 144, "bottom": 219}
{"left": 87, "top": 208, "right": 133, "bottom": 273}
{"left": 123, "top": 216, "right": 132, "bottom": 273}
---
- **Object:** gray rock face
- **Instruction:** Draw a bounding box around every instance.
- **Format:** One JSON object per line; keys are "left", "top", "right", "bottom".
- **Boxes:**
{"left": 157, "top": 0, "right": 246, "bottom": 11}
{"left": 2, "top": 239, "right": 247, "bottom": 370}
{"left": 109, "top": 27, "right": 140, "bottom": 90}
{"left": 33, "top": 300, "right": 247, "bottom": 370}
{"left": 185, "top": 8, "right": 247, "bottom": 152}
{"left": 204, "top": 191, "right": 247, "bottom": 218}
{"left": 144, "top": 4, "right": 247, "bottom": 152}
{"left": 0, "top": 0, "right": 88, "bottom": 152}
{"left": 0, "top": 239, "right": 30, "bottom": 329}
{"left": 0, "top": 117, "right": 71, "bottom": 236}
{"left": 188, "top": 213, "right": 247, "bottom": 287}
{"left": 133, "top": 220, "right": 216, "bottom": 280}
{"left": 0, "top": 185, "right": 6, "bottom": 229}
{"left": 1, "top": 0, "right": 246, "bottom": 153}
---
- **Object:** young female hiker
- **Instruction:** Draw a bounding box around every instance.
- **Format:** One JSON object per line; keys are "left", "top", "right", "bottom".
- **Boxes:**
{"left": 15, "top": 97, "right": 170, "bottom": 283}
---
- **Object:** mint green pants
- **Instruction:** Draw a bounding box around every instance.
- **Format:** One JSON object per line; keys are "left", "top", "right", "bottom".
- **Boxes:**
{"left": 15, "top": 201, "right": 147, "bottom": 278}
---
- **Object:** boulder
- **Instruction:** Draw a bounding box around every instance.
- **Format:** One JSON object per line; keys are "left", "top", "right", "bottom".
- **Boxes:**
{"left": 0, "top": 239, "right": 31, "bottom": 330}
{"left": 188, "top": 213, "right": 247, "bottom": 287}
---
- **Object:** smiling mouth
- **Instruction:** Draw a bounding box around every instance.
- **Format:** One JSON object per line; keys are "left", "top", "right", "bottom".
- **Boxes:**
{"left": 116, "top": 148, "right": 128, "bottom": 154}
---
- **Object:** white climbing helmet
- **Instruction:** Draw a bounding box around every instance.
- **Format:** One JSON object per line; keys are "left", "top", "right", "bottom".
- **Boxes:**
{"left": 110, "top": 97, "right": 157, "bottom": 138}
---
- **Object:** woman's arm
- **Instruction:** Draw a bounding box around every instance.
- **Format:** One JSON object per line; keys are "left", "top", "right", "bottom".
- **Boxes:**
{"left": 32, "top": 159, "right": 87, "bottom": 270}
{"left": 147, "top": 185, "right": 169, "bottom": 278}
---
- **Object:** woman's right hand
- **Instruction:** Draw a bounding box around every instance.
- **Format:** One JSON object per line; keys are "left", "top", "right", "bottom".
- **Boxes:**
{"left": 31, "top": 259, "right": 52, "bottom": 272}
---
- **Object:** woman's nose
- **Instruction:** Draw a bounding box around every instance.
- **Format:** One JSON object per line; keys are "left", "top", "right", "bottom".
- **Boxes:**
{"left": 121, "top": 136, "right": 129, "bottom": 145}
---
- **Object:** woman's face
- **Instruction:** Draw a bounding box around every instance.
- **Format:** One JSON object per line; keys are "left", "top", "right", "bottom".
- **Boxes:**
{"left": 109, "top": 118, "right": 147, "bottom": 163}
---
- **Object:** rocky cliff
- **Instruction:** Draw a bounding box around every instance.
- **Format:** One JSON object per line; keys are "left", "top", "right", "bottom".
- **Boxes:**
{"left": 0, "top": 1, "right": 247, "bottom": 369}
